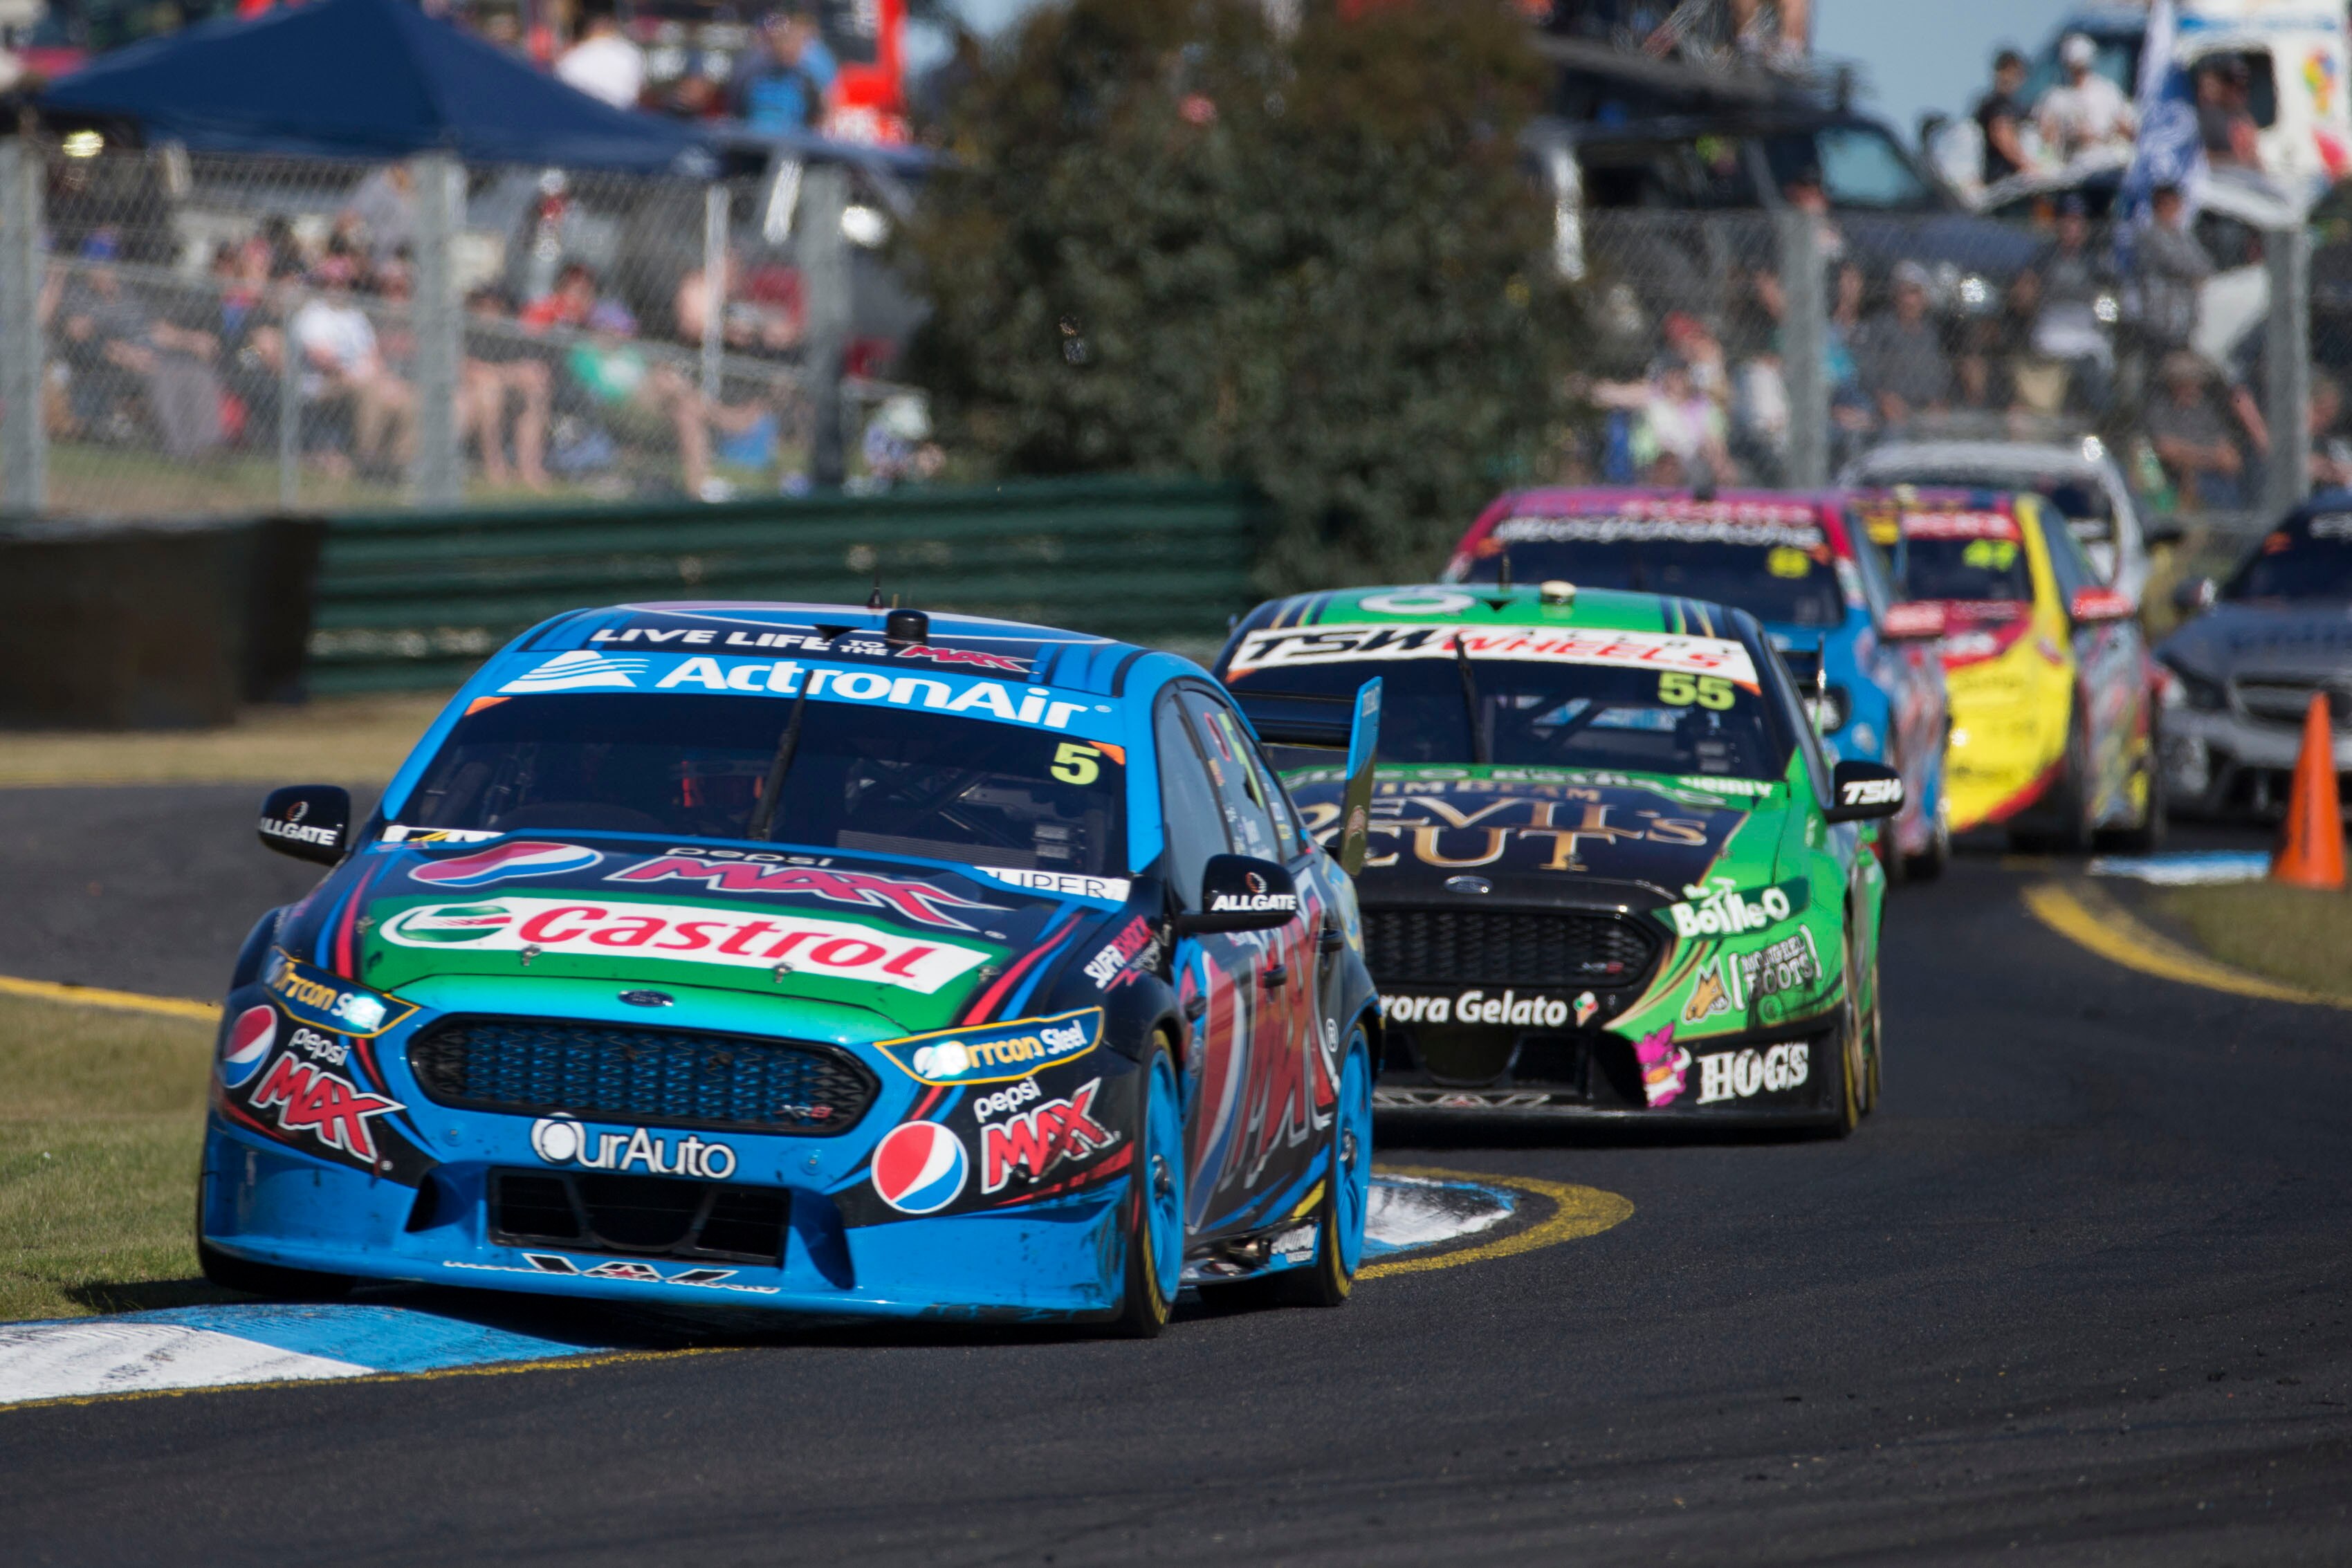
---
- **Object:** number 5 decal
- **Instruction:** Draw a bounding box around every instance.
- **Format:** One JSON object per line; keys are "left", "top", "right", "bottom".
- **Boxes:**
{"left": 1051, "top": 742, "right": 1103, "bottom": 785}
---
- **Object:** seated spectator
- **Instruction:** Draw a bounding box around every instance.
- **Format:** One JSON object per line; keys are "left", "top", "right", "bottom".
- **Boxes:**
{"left": 2136, "top": 183, "right": 2213, "bottom": 357}
{"left": 2196, "top": 58, "right": 2263, "bottom": 172}
{"left": 463, "top": 287, "right": 553, "bottom": 492}
{"left": 564, "top": 301, "right": 715, "bottom": 498}
{"left": 49, "top": 234, "right": 225, "bottom": 460}
{"left": 1857, "top": 261, "right": 1951, "bottom": 430}
{"left": 340, "top": 165, "right": 416, "bottom": 273}
{"left": 557, "top": 0, "right": 645, "bottom": 109}
{"left": 2148, "top": 353, "right": 2243, "bottom": 510}
{"left": 2028, "top": 197, "right": 2115, "bottom": 415}
{"left": 523, "top": 261, "right": 599, "bottom": 331}
{"left": 2310, "top": 373, "right": 2352, "bottom": 490}
{"left": 730, "top": 6, "right": 836, "bottom": 133}
{"left": 292, "top": 270, "right": 415, "bottom": 480}
{"left": 2037, "top": 34, "right": 2135, "bottom": 164}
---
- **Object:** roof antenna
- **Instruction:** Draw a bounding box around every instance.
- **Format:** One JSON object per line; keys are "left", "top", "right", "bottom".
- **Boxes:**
{"left": 1496, "top": 552, "right": 1512, "bottom": 591}
{"left": 865, "top": 574, "right": 885, "bottom": 611}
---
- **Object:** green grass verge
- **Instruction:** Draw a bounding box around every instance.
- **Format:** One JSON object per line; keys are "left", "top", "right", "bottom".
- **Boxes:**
{"left": 2158, "top": 882, "right": 2352, "bottom": 1003}
{"left": 0, "top": 994, "right": 237, "bottom": 1322}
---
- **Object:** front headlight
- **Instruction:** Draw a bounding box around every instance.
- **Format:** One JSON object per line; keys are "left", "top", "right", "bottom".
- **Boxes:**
{"left": 2158, "top": 655, "right": 2226, "bottom": 712}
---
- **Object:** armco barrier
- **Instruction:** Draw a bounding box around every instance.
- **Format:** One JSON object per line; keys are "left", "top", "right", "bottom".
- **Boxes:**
{"left": 309, "top": 479, "right": 1266, "bottom": 694}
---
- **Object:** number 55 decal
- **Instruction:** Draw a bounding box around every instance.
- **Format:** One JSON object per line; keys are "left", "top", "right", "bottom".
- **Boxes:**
{"left": 1659, "top": 672, "right": 1735, "bottom": 710}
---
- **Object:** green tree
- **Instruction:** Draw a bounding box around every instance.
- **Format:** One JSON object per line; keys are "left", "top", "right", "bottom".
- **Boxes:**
{"left": 903, "top": 0, "right": 1579, "bottom": 590}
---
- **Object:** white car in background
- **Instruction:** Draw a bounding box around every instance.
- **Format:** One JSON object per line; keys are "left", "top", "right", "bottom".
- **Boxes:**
{"left": 1839, "top": 436, "right": 2162, "bottom": 608}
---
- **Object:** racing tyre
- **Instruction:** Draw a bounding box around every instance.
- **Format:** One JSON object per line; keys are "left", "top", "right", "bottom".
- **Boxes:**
{"left": 196, "top": 1237, "right": 351, "bottom": 1302}
{"left": 1904, "top": 796, "right": 1949, "bottom": 883}
{"left": 1276, "top": 1026, "right": 1373, "bottom": 1309}
{"left": 2009, "top": 713, "right": 2094, "bottom": 856}
{"left": 1108, "top": 1040, "right": 1184, "bottom": 1339}
{"left": 1820, "top": 916, "right": 1875, "bottom": 1138}
{"left": 2098, "top": 721, "right": 2169, "bottom": 854}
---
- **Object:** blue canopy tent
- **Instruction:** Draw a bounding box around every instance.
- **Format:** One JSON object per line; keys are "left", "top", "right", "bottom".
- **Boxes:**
{"left": 39, "top": 0, "right": 716, "bottom": 174}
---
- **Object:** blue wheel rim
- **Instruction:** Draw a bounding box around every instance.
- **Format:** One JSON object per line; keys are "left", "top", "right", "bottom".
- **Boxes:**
{"left": 1143, "top": 1052, "right": 1184, "bottom": 1304}
{"left": 1334, "top": 1032, "right": 1372, "bottom": 1276}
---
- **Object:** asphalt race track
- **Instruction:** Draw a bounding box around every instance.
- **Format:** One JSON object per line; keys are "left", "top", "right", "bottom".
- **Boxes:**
{"left": 3, "top": 786, "right": 2351, "bottom": 1565}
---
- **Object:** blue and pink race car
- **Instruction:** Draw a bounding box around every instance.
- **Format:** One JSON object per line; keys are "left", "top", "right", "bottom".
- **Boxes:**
{"left": 203, "top": 601, "right": 1381, "bottom": 1334}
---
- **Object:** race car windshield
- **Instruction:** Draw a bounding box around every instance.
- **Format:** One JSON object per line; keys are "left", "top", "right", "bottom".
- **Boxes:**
{"left": 1902, "top": 535, "right": 2034, "bottom": 602}
{"left": 1462, "top": 526, "right": 1846, "bottom": 627}
{"left": 1224, "top": 656, "right": 1790, "bottom": 779}
{"left": 399, "top": 693, "right": 1124, "bottom": 874}
{"left": 2226, "top": 521, "right": 2352, "bottom": 602}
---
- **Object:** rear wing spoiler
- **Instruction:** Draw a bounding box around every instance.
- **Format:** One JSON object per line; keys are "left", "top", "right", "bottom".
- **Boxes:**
{"left": 1234, "top": 680, "right": 1383, "bottom": 877}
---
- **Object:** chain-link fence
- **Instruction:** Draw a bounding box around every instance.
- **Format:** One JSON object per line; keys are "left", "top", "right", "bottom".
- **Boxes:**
{"left": 1557, "top": 203, "right": 2319, "bottom": 548}
{"left": 0, "top": 136, "right": 935, "bottom": 517}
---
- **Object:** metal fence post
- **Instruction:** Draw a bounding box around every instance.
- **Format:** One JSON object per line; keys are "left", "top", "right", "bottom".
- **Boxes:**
{"left": 1776, "top": 210, "right": 1828, "bottom": 490}
{"left": 700, "top": 183, "right": 726, "bottom": 406}
{"left": 0, "top": 137, "right": 47, "bottom": 514}
{"left": 2263, "top": 222, "right": 2311, "bottom": 522}
{"left": 410, "top": 151, "right": 463, "bottom": 507}
{"left": 279, "top": 284, "right": 304, "bottom": 510}
{"left": 800, "top": 160, "right": 851, "bottom": 488}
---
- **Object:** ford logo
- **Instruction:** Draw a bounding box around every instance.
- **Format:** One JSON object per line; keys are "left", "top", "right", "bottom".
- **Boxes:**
{"left": 618, "top": 990, "right": 674, "bottom": 1008}
{"left": 1444, "top": 876, "right": 1493, "bottom": 896}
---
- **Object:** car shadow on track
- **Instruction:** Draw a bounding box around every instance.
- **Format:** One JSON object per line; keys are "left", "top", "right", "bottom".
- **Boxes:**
{"left": 1374, "top": 1110, "right": 1828, "bottom": 1153}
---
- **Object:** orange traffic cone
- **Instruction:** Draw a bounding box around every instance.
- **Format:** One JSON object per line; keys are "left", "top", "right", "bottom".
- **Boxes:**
{"left": 2271, "top": 692, "right": 2346, "bottom": 891}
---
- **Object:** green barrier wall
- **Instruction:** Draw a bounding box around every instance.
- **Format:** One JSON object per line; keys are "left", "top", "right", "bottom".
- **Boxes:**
{"left": 309, "top": 479, "right": 1266, "bottom": 694}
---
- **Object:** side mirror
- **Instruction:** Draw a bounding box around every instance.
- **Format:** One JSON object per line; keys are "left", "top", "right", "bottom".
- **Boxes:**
{"left": 258, "top": 784, "right": 351, "bottom": 865}
{"left": 1826, "top": 759, "right": 1904, "bottom": 823}
{"left": 2170, "top": 575, "right": 2218, "bottom": 616}
{"left": 1175, "top": 854, "right": 1301, "bottom": 934}
{"left": 2068, "top": 586, "right": 2137, "bottom": 625}
{"left": 1879, "top": 600, "right": 1947, "bottom": 641}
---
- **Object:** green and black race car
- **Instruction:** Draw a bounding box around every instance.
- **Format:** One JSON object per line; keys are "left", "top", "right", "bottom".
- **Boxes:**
{"left": 1213, "top": 583, "right": 1903, "bottom": 1133}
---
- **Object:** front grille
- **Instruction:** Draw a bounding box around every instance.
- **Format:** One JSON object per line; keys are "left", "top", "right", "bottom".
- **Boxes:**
{"left": 1361, "top": 907, "right": 1662, "bottom": 990}
{"left": 489, "top": 1169, "right": 789, "bottom": 1264}
{"left": 410, "top": 1017, "right": 876, "bottom": 1135}
{"left": 2234, "top": 678, "right": 2351, "bottom": 731}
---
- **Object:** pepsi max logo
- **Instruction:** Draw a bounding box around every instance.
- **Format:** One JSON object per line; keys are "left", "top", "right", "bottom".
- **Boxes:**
{"left": 219, "top": 1005, "right": 276, "bottom": 1088}
{"left": 411, "top": 840, "right": 604, "bottom": 887}
{"left": 870, "top": 1121, "right": 968, "bottom": 1215}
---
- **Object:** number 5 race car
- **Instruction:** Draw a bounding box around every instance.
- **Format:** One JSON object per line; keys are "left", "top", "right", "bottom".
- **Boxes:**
{"left": 202, "top": 602, "right": 1381, "bottom": 1335}
{"left": 1214, "top": 583, "right": 1904, "bottom": 1133}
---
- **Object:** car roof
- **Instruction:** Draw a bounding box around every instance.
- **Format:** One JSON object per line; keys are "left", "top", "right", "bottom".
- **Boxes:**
{"left": 504, "top": 600, "right": 1189, "bottom": 701}
{"left": 1233, "top": 581, "right": 1759, "bottom": 645}
{"left": 1849, "top": 441, "right": 2108, "bottom": 479}
{"left": 1451, "top": 487, "right": 1860, "bottom": 562}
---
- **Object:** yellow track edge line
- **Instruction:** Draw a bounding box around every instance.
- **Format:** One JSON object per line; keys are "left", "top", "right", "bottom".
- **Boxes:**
{"left": 0, "top": 1344, "right": 742, "bottom": 1416}
{"left": 0, "top": 972, "right": 221, "bottom": 1023}
{"left": 2021, "top": 880, "right": 2352, "bottom": 1012}
{"left": 1359, "top": 1165, "right": 1634, "bottom": 1280}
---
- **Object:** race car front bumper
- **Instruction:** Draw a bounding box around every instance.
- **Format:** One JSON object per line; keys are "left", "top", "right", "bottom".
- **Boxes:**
{"left": 2162, "top": 707, "right": 2352, "bottom": 820}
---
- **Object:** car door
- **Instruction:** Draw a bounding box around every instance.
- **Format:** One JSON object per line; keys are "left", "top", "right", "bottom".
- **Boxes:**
{"left": 1850, "top": 522, "right": 1946, "bottom": 820}
{"left": 1172, "top": 685, "right": 1325, "bottom": 1224}
{"left": 2041, "top": 501, "right": 2147, "bottom": 821}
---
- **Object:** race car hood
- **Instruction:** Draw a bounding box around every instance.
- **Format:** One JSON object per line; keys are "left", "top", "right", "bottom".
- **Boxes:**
{"left": 2159, "top": 600, "right": 2352, "bottom": 683}
{"left": 1280, "top": 764, "right": 1782, "bottom": 908}
{"left": 278, "top": 834, "right": 1128, "bottom": 1037}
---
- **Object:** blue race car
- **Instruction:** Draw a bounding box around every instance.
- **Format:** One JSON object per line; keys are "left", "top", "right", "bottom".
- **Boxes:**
{"left": 1444, "top": 488, "right": 1954, "bottom": 879}
{"left": 203, "top": 601, "right": 1381, "bottom": 1334}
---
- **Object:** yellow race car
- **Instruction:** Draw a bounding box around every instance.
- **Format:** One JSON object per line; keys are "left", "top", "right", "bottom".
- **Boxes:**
{"left": 1853, "top": 488, "right": 2163, "bottom": 852}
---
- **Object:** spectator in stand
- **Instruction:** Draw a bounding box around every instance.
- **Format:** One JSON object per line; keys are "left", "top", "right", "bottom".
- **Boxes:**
{"left": 557, "top": 0, "right": 645, "bottom": 110}
{"left": 2196, "top": 57, "right": 2263, "bottom": 172}
{"left": 2309, "top": 373, "right": 2352, "bottom": 490}
{"left": 341, "top": 165, "right": 416, "bottom": 272}
{"left": 2037, "top": 34, "right": 2135, "bottom": 165}
{"left": 292, "top": 268, "right": 416, "bottom": 480}
{"left": 1858, "top": 261, "right": 1951, "bottom": 431}
{"left": 2148, "top": 352, "right": 2243, "bottom": 509}
{"left": 522, "top": 261, "right": 599, "bottom": 331}
{"left": 1974, "top": 48, "right": 2032, "bottom": 187}
{"left": 731, "top": 6, "right": 836, "bottom": 134}
{"left": 1824, "top": 260, "right": 1875, "bottom": 459}
{"left": 1592, "top": 355, "right": 1736, "bottom": 487}
{"left": 564, "top": 300, "right": 716, "bottom": 498}
{"left": 49, "top": 234, "right": 154, "bottom": 442}
{"left": 461, "top": 286, "right": 553, "bottom": 492}
{"left": 2028, "top": 196, "right": 2116, "bottom": 415}
{"left": 1781, "top": 165, "right": 1845, "bottom": 262}
{"left": 2136, "top": 182, "right": 2213, "bottom": 358}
